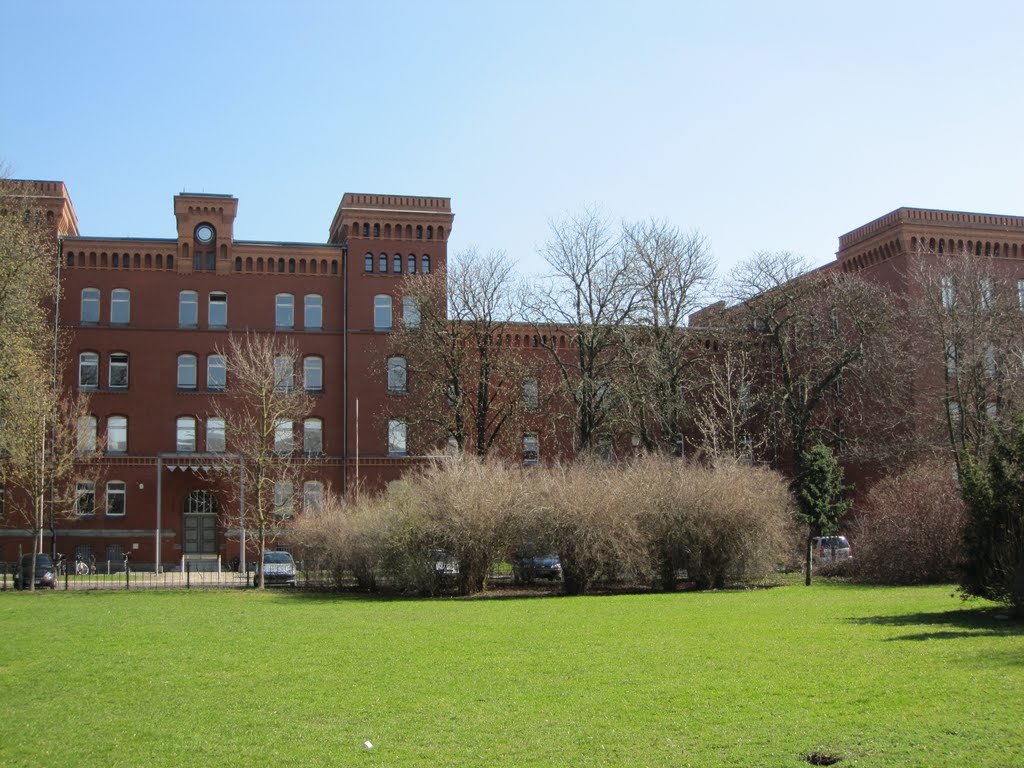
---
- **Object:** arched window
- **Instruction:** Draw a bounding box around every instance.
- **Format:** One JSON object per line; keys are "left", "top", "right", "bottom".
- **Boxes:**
{"left": 416, "top": 225, "right": 423, "bottom": 239}
{"left": 110, "top": 288, "right": 131, "bottom": 324}
{"left": 207, "top": 355, "right": 226, "bottom": 391}
{"left": 303, "top": 419, "right": 323, "bottom": 455}
{"left": 234, "top": 257, "right": 242, "bottom": 272}
{"left": 274, "top": 419, "right": 294, "bottom": 453}
{"left": 304, "top": 294, "right": 323, "bottom": 330}
{"left": 374, "top": 295, "right": 393, "bottom": 331}
{"left": 393, "top": 253, "right": 402, "bottom": 273}
{"left": 362, "top": 223, "right": 369, "bottom": 237}
{"left": 407, "top": 254, "right": 416, "bottom": 274}
{"left": 274, "top": 355, "right": 294, "bottom": 392}
{"left": 303, "top": 356, "right": 323, "bottom": 392}
{"left": 275, "top": 293, "right": 294, "bottom": 329}
{"left": 107, "top": 416, "right": 128, "bottom": 454}
{"left": 288, "top": 258, "right": 296, "bottom": 273}
{"left": 421, "top": 254, "right": 431, "bottom": 274}
{"left": 364, "top": 252, "right": 374, "bottom": 272}
{"left": 403, "top": 296, "right": 420, "bottom": 329}
{"left": 387, "top": 356, "right": 407, "bottom": 393}
{"left": 373, "top": 223, "right": 380, "bottom": 238}
{"left": 78, "top": 352, "right": 99, "bottom": 389}
{"left": 77, "top": 415, "right": 97, "bottom": 454}
{"left": 109, "top": 352, "right": 129, "bottom": 389}
{"left": 176, "top": 417, "right": 196, "bottom": 453}
{"left": 179, "top": 291, "right": 198, "bottom": 327}
{"left": 388, "top": 419, "right": 407, "bottom": 456}
{"left": 378, "top": 252, "right": 388, "bottom": 273}
{"left": 177, "top": 354, "right": 197, "bottom": 389}
{"left": 427, "top": 226, "right": 433, "bottom": 240}
{"left": 303, "top": 480, "right": 324, "bottom": 513}
{"left": 206, "top": 417, "right": 226, "bottom": 453}
{"left": 80, "top": 288, "right": 100, "bottom": 323}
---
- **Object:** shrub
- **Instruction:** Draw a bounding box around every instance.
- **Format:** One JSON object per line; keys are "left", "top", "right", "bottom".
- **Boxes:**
{"left": 850, "top": 461, "right": 967, "bottom": 585}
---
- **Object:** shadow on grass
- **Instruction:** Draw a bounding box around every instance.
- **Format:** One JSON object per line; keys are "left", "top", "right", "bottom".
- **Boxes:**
{"left": 850, "top": 607, "right": 1024, "bottom": 642}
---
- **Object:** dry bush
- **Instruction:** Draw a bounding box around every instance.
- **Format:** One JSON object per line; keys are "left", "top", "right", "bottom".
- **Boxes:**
{"left": 850, "top": 461, "right": 967, "bottom": 585}
{"left": 408, "top": 456, "right": 525, "bottom": 595}
{"left": 634, "top": 458, "right": 793, "bottom": 590}
{"left": 527, "top": 460, "right": 650, "bottom": 595}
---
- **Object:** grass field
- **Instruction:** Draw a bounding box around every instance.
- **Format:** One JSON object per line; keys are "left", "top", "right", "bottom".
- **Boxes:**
{"left": 1, "top": 582, "right": 1021, "bottom": 767}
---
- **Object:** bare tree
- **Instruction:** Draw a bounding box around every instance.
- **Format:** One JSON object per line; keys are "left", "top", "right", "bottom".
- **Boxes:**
{"left": 525, "top": 207, "right": 639, "bottom": 453}
{"left": 723, "top": 250, "right": 907, "bottom": 484}
{"left": 210, "top": 333, "right": 315, "bottom": 588}
{"left": 692, "top": 348, "right": 771, "bottom": 461}
{"left": 618, "top": 220, "right": 715, "bottom": 453}
{"left": 391, "top": 249, "right": 532, "bottom": 456}
{"left": 908, "top": 244, "right": 1024, "bottom": 475}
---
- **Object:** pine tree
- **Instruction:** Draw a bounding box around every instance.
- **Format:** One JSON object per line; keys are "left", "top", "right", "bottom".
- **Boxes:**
{"left": 794, "top": 443, "right": 851, "bottom": 586}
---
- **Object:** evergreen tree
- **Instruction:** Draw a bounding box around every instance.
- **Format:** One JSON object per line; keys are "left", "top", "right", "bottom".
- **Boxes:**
{"left": 794, "top": 443, "right": 851, "bottom": 586}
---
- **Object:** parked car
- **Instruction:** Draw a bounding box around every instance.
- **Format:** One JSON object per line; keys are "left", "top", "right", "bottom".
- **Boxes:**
{"left": 513, "top": 552, "right": 562, "bottom": 583}
{"left": 13, "top": 553, "right": 56, "bottom": 590}
{"left": 430, "top": 549, "right": 459, "bottom": 577}
{"left": 811, "top": 536, "right": 852, "bottom": 563}
{"left": 252, "top": 551, "right": 297, "bottom": 587}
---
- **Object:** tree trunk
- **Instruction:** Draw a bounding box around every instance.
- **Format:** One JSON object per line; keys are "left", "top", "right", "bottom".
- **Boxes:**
{"left": 804, "top": 533, "right": 813, "bottom": 586}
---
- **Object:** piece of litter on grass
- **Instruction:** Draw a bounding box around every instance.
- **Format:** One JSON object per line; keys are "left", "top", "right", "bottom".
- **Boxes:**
{"left": 363, "top": 741, "right": 373, "bottom": 750}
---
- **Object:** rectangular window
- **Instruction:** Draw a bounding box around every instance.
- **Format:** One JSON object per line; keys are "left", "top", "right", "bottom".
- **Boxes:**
{"left": 304, "top": 294, "right": 323, "bottom": 330}
{"left": 388, "top": 419, "right": 407, "bottom": 456}
{"left": 106, "top": 481, "right": 126, "bottom": 517}
{"left": 109, "top": 353, "right": 129, "bottom": 389}
{"left": 107, "top": 416, "right": 128, "bottom": 453}
{"left": 303, "top": 357, "right": 323, "bottom": 392}
{"left": 81, "top": 289, "right": 100, "bottom": 323}
{"left": 523, "top": 433, "right": 539, "bottom": 465}
{"left": 1018, "top": 280, "right": 1024, "bottom": 311}
{"left": 274, "top": 419, "right": 294, "bottom": 453}
{"left": 110, "top": 289, "right": 130, "bottom": 324}
{"left": 944, "top": 339, "right": 957, "bottom": 378}
{"left": 374, "top": 295, "right": 392, "bottom": 331}
{"left": 523, "top": 379, "right": 539, "bottom": 411}
{"left": 940, "top": 276, "right": 955, "bottom": 311}
{"left": 207, "top": 355, "right": 226, "bottom": 391}
{"left": 276, "top": 294, "right": 294, "bottom": 329}
{"left": 980, "top": 278, "right": 994, "bottom": 312}
{"left": 176, "top": 417, "right": 196, "bottom": 453}
{"left": 208, "top": 292, "right": 227, "bottom": 328}
{"left": 179, "top": 291, "right": 198, "bottom": 327}
{"left": 206, "top": 417, "right": 226, "bottom": 453}
{"left": 274, "top": 481, "right": 294, "bottom": 519}
{"left": 77, "top": 416, "right": 97, "bottom": 454}
{"left": 76, "top": 481, "right": 96, "bottom": 517}
{"left": 304, "top": 418, "right": 323, "bottom": 455}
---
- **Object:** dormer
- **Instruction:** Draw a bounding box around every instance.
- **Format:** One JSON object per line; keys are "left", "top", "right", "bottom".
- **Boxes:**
{"left": 173, "top": 193, "right": 238, "bottom": 274}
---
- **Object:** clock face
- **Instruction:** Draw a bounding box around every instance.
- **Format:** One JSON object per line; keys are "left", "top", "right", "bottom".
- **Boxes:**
{"left": 195, "top": 224, "right": 215, "bottom": 244}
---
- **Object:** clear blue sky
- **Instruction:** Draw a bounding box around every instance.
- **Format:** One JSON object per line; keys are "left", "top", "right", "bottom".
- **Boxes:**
{"left": 4, "top": 1, "right": 1023, "bottom": 284}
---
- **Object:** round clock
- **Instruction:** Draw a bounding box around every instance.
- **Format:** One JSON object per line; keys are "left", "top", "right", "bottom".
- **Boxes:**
{"left": 195, "top": 223, "right": 215, "bottom": 244}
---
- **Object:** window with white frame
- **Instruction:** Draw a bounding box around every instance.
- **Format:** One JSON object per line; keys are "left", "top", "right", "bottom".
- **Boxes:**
{"left": 387, "top": 419, "right": 407, "bottom": 456}
{"left": 77, "top": 415, "right": 97, "bottom": 454}
{"left": 304, "top": 418, "right": 323, "bottom": 455}
{"left": 79, "top": 352, "right": 99, "bottom": 389}
{"left": 522, "top": 379, "right": 539, "bottom": 411}
{"left": 303, "top": 356, "right": 322, "bottom": 392}
{"left": 303, "top": 481, "right": 324, "bottom": 514}
{"left": 274, "top": 419, "right": 294, "bottom": 453}
{"left": 207, "top": 355, "right": 226, "bottom": 391}
{"left": 304, "top": 294, "right": 323, "bottom": 330}
{"left": 176, "top": 417, "right": 196, "bottom": 453}
{"left": 274, "top": 355, "right": 293, "bottom": 392}
{"left": 110, "top": 289, "right": 130, "bottom": 324}
{"left": 364, "top": 252, "right": 374, "bottom": 272}
{"left": 206, "top": 417, "right": 226, "bottom": 453}
{"left": 81, "top": 288, "right": 100, "bottom": 323}
{"left": 948, "top": 401, "right": 962, "bottom": 433}
{"left": 177, "top": 354, "right": 197, "bottom": 389}
{"left": 1018, "top": 280, "right": 1024, "bottom": 311}
{"left": 275, "top": 293, "right": 294, "bottom": 329}
{"left": 378, "top": 252, "right": 388, "bottom": 273}
{"left": 407, "top": 253, "right": 416, "bottom": 274}
{"left": 940, "top": 276, "right": 955, "bottom": 311}
{"left": 76, "top": 481, "right": 96, "bottom": 516}
{"left": 374, "top": 294, "right": 392, "bottom": 330}
{"left": 106, "top": 481, "right": 126, "bottom": 517}
{"left": 421, "top": 254, "right": 431, "bottom": 274}
{"left": 208, "top": 292, "right": 227, "bottom": 328}
{"left": 403, "top": 296, "right": 420, "bottom": 329}
{"left": 107, "top": 416, "right": 127, "bottom": 453}
{"left": 179, "top": 290, "right": 198, "bottom": 327}
{"left": 523, "top": 433, "right": 539, "bottom": 464}
{"left": 387, "top": 357, "right": 407, "bottom": 394}
{"left": 109, "top": 352, "right": 129, "bottom": 389}
{"left": 393, "top": 253, "right": 402, "bottom": 274}
{"left": 273, "top": 481, "right": 294, "bottom": 519}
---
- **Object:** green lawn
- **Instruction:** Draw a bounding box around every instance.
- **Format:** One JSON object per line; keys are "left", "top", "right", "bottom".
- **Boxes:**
{"left": 1, "top": 583, "right": 1021, "bottom": 767}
